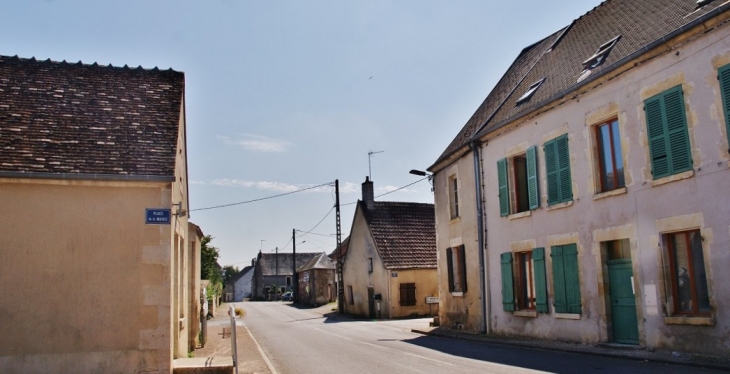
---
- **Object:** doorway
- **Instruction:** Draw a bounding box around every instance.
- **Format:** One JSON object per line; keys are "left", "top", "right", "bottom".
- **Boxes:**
{"left": 604, "top": 239, "right": 639, "bottom": 344}
{"left": 367, "top": 287, "right": 375, "bottom": 319}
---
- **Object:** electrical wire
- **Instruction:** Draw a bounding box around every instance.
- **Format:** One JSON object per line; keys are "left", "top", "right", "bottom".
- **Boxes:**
{"left": 341, "top": 176, "right": 429, "bottom": 206}
{"left": 190, "top": 181, "right": 334, "bottom": 212}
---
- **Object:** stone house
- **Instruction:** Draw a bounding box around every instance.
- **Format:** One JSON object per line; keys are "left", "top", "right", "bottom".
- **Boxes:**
{"left": 297, "top": 252, "right": 336, "bottom": 306}
{"left": 0, "top": 55, "right": 196, "bottom": 372}
{"left": 342, "top": 177, "right": 438, "bottom": 319}
{"left": 429, "top": 0, "right": 730, "bottom": 356}
{"left": 252, "top": 251, "right": 320, "bottom": 300}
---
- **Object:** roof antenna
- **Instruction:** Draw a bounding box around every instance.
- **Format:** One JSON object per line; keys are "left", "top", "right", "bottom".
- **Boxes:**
{"left": 368, "top": 150, "right": 384, "bottom": 180}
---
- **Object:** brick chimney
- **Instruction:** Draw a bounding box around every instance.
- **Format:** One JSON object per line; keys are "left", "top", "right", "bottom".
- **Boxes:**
{"left": 362, "top": 176, "right": 375, "bottom": 210}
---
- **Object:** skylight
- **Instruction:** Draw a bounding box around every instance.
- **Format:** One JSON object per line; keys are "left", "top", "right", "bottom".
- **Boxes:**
{"left": 516, "top": 78, "right": 545, "bottom": 105}
{"left": 578, "top": 35, "right": 621, "bottom": 83}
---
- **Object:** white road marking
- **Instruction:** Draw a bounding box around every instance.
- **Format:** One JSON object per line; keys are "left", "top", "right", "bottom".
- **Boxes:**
{"left": 245, "top": 325, "right": 279, "bottom": 374}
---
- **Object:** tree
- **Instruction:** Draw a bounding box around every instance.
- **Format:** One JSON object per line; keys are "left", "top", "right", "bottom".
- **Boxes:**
{"left": 201, "top": 235, "right": 223, "bottom": 301}
{"left": 222, "top": 265, "right": 240, "bottom": 285}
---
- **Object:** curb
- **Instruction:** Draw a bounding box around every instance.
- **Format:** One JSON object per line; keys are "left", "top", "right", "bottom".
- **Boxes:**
{"left": 411, "top": 328, "right": 730, "bottom": 372}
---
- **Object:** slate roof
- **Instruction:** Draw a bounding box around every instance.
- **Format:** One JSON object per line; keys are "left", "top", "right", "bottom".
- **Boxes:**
{"left": 432, "top": 0, "right": 729, "bottom": 168}
{"left": 0, "top": 55, "right": 185, "bottom": 179}
{"left": 298, "top": 252, "right": 335, "bottom": 272}
{"left": 257, "top": 252, "right": 321, "bottom": 276}
{"left": 362, "top": 201, "right": 436, "bottom": 269}
{"left": 230, "top": 265, "right": 254, "bottom": 284}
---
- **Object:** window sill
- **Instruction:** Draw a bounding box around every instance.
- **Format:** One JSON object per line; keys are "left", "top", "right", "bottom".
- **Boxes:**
{"left": 664, "top": 316, "right": 714, "bottom": 326}
{"left": 593, "top": 186, "right": 627, "bottom": 201}
{"left": 451, "top": 292, "right": 464, "bottom": 297}
{"left": 514, "top": 310, "right": 537, "bottom": 318}
{"left": 449, "top": 216, "right": 461, "bottom": 224}
{"left": 546, "top": 200, "right": 573, "bottom": 211}
{"left": 554, "top": 313, "right": 581, "bottom": 320}
{"left": 651, "top": 169, "right": 694, "bottom": 187}
{"left": 507, "top": 211, "right": 532, "bottom": 220}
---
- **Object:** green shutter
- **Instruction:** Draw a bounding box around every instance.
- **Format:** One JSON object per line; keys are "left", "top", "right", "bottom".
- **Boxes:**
{"left": 526, "top": 146, "right": 539, "bottom": 210}
{"left": 644, "top": 85, "right": 692, "bottom": 179}
{"left": 663, "top": 87, "right": 692, "bottom": 173}
{"left": 497, "top": 158, "right": 510, "bottom": 216}
{"left": 551, "top": 245, "right": 567, "bottom": 313}
{"left": 544, "top": 140, "right": 559, "bottom": 205}
{"left": 551, "top": 244, "right": 581, "bottom": 314}
{"left": 533, "top": 247, "right": 548, "bottom": 313}
{"left": 446, "top": 248, "right": 454, "bottom": 293}
{"left": 500, "top": 252, "right": 515, "bottom": 312}
{"left": 556, "top": 135, "right": 572, "bottom": 202}
{"left": 719, "top": 64, "right": 730, "bottom": 151}
{"left": 459, "top": 245, "right": 467, "bottom": 293}
{"left": 562, "top": 244, "right": 582, "bottom": 314}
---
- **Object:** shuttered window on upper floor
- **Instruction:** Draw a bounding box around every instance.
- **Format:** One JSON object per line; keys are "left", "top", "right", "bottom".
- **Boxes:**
{"left": 644, "top": 85, "right": 692, "bottom": 179}
{"left": 717, "top": 64, "right": 730, "bottom": 152}
{"left": 498, "top": 146, "right": 539, "bottom": 216}
{"left": 544, "top": 135, "right": 572, "bottom": 205}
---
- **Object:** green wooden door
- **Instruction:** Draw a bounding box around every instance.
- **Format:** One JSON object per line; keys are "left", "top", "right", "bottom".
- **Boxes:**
{"left": 607, "top": 260, "right": 639, "bottom": 344}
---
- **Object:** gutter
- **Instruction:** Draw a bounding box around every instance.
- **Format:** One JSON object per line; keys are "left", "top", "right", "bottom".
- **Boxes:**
{"left": 0, "top": 171, "right": 175, "bottom": 182}
{"left": 470, "top": 140, "right": 489, "bottom": 335}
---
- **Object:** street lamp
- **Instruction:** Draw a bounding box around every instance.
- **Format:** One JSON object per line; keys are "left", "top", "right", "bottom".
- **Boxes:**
{"left": 409, "top": 169, "right": 434, "bottom": 191}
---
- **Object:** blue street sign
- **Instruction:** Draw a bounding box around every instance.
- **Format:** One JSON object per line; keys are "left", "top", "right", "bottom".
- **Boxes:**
{"left": 146, "top": 209, "right": 171, "bottom": 224}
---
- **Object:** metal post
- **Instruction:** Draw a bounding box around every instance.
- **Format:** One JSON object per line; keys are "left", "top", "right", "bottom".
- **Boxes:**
{"left": 293, "top": 228, "right": 297, "bottom": 302}
{"left": 335, "top": 180, "right": 344, "bottom": 313}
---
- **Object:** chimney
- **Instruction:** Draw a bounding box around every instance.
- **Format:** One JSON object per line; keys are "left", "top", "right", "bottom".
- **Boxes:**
{"left": 362, "top": 176, "right": 375, "bottom": 210}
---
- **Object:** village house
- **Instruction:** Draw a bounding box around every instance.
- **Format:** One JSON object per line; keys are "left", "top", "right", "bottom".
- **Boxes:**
{"left": 429, "top": 0, "right": 730, "bottom": 356}
{"left": 342, "top": 177, "right": 438, "bottom": 319}
{"left": 252, "top": 251, "right": 320, "bottom": 300}
{"left": 297, "top": 252, "right": 336, "bottom": 306}
{"left": 226, "top": 264, "right": 254, "bottom": 302}
{"left": 0, "top": 55, "right": 197, "bottom": 372}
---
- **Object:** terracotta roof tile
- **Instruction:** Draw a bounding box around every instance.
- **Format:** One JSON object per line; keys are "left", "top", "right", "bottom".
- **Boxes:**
{"left": 0, "top": 55, "right": 184, "bottom": 178}
{"left": 363, "top": 201, "right": 436, "bottom": 269}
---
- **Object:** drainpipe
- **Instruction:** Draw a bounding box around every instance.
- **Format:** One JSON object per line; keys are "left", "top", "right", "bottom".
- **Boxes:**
{"left": 471, "top": 140, "right": 490, "bottom": 335}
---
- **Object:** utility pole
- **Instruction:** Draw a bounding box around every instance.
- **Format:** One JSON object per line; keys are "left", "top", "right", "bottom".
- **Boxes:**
{"left": 292, "top": 228, "right": 297, "bottom": 302}
{"left": 335, "top": 179, "right": 343, "bottom": 313}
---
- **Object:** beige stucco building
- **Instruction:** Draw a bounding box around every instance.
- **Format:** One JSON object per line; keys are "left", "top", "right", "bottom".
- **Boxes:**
{"left": 0, "top": 55, "right": 199, "bottom": 372}
{"left": 342, "top": 178, "right": 438, "bottom": 319}
{"left": 430, "top": 0, "right": 730, "bottom": 356}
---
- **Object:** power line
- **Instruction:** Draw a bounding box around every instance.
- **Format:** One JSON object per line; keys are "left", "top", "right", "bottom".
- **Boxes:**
{"left": 297, "top": 206, "right": 335, "bottom": 237}
{"left": 190, "top": 181, "right": 334, "bottom": 212}
{"left": 341, "top": 176, "right": 429, "bottom": 206}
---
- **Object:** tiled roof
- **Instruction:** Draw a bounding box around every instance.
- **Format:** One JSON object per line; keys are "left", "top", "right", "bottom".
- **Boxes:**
{"left": 432, "top": 0, "right": 728, "bottom": 168}
{"left": 328, "top": 236, "right": 350, "bottom": 262}
{"left": 257, "top": 252, "right": 321, "bottom": 276}
{"left": 298, "top": 252, "right": 335, "bottom": 272}
{"left": 362, "top": 201, "right": 436, "bottom": 269}
{"left": 0, "top": 55, "right": 185, "bottom": 179}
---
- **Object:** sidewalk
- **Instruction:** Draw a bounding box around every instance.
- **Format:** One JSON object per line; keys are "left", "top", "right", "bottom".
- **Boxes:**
{"left": 187, "top": 303, "right": 274, "bottom": 374}
{"left": 411, "top": 325, "right": 730, "bottom": 371}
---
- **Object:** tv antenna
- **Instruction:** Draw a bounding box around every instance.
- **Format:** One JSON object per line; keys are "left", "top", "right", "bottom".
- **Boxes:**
{"left": 368, "top": 150, "right": 384, "bottom": 180}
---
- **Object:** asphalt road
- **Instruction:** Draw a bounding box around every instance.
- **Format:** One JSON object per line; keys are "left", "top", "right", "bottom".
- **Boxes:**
{"left": 239, "top": 301, "right": 722, "bottom": 374}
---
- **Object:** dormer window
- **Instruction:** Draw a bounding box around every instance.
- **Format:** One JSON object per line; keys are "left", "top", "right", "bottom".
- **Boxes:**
{"left": 516, "top": 78, "right": 545, "bottom": 105}
{"left": 578, "top": 35, "right": 621, "bottom": 82}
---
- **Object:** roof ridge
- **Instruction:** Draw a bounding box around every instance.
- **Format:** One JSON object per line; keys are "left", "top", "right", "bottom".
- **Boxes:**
{"left": 0, "top": 54, "right": 182, "bottom": 74}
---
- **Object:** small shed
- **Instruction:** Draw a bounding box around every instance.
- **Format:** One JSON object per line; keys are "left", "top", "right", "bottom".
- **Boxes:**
{"left": 298, "top": 253, "right": 336, "bottom": 306}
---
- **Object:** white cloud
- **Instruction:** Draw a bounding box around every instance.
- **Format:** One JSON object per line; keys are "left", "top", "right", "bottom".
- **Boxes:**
{"left": 216, "top": 134, "right": 292, "bottom": 153}
{"left": 376, "top": 185, "right": 418, "bottom": 195}
{"left": 205, "top": 179, "right": 332, "bottom": 193}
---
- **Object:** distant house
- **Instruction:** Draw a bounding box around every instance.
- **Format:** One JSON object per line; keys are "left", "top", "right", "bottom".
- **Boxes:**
{"left": 252, "top": 251, "right": 320, "bottom": 300}
{"left": 429, "top": 0, "right": 730, "bottom": 356}
{"left": 342, "top": 177, "right": 437, "bottom": 319}
{"left": 229, "top": 265, "right": 254, "bottom": 302}
{"left": 329, "top": 235, "right": 349, "bottom": 303}
{"left": 297, "top": 253, "right": 336, "bottom": 306}
{"left": 0, "top": 55, "right": 195, "bottom": 372}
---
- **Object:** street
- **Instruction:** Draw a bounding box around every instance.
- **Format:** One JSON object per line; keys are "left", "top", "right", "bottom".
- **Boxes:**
{"left": 237, "top": 302, "right": 722, "bottom": 374}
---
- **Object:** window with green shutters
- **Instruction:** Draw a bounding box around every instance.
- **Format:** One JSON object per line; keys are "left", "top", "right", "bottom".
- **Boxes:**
{"left": 544, "top": 135, "right": 572, "bottom": 205}
{"left": 717, "top": 64, "right": 730, "bottom": 151}
{"left": 501, "top": 249, "right": 548, "bottom": 313}
{"left": 644, "top": 85, "right": 692, "bottom": 179}
{"left": 497, "top": 146, "right": 539, "bottom": 217}
{"left": 551, "top": 244, "right": 581, "bottom": 314}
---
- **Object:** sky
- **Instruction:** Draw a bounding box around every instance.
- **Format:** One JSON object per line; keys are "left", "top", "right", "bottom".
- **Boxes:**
{"left": 3, "top": 0, "right": 604, "bottom": 269}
